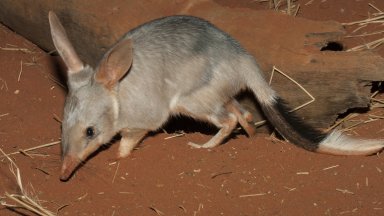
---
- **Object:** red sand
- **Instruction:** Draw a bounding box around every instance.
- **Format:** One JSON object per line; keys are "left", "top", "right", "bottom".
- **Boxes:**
{"left": 1, "top": 0, "right": 384, "bottom": 215}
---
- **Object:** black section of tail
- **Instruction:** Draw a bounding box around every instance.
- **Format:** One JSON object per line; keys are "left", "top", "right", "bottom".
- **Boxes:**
{"left": 260, "top": 97, "right": 327, "bottom": 152}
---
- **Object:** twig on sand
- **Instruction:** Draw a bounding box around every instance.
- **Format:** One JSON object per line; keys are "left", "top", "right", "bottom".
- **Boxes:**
{"left": 112, "top": 162, "right": 120, "bottom": 183}
{"left": 1, "top": 141, "right": 60, "bottom": 158}
{"left": 347, "top": 37, "right": 384, "bottom": 52}
{"left": 164, "top": 131, "right": 186, "bottom": 140}
{"left": 343, "top": 6, "right": 384, "bottom": 51}
{"left": 0, "top": 148, "right": 56, "bottom": 216}
{"left": 0, "top": 46, "right": 34, "bottom": 53}
{"left": 239, "top": 192, "right": 268, "bottom": 198}
{"left": 17, "top": 60, "right": 23, "bottom": 82}
{"left": 369, "top": 3, "right": 383, "bottom": 13}
{"left": 149, "top": 206, "right": 165, "bottom": 215}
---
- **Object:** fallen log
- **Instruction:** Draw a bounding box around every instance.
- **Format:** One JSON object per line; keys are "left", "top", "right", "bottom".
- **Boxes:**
{"left": 0, "top": 0, "right": 383, "bottom": 130}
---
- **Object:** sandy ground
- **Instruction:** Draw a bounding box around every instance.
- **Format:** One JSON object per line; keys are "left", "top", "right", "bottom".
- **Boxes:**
{"left": 1, "top": 0, "right": 384, "bottom": 215}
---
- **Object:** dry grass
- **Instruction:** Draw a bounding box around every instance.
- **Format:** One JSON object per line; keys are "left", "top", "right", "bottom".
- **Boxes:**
{"left": 164, "top": 131, "right": 186, "bottom": 140}
{"left": 17, "top": 60, "right": 23, "bottom": 82}
{"left": 0, "top": 140, "right": 60, "bottom": 158}
{"left": 347, "top": 37, "right": 384, "bottom": 52}
{"left": 239, "top": 192, "right": 268, "bottom": 198}
{"left": 0, "top": 148, "right": 56, "bottom": 216}
{"left": 149, "top": 205, "right": 165, "bottom": 215}
{"left": 0, "top": 44, "right": 35, "bottom": 54}
{"left": 343, "top": 3, "right": 384, "bottom": 51}
{"left": 1, "top": 42, "right": 65, "bottom": 89}
{"left": 254, "top": 0, "right": 299, "bottom": 16}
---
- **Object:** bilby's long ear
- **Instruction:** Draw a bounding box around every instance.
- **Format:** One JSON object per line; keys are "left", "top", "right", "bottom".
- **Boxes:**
{"left": 95, "top": 39, "right": 133, "bottom": 89}
{"left": 48, "top": 11, "right": 84, "bottom": 73}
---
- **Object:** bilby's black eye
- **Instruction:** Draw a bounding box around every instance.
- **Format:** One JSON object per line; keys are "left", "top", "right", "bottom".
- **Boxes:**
{"left": 86, "top": 127, "right": 95, "bottom": 138}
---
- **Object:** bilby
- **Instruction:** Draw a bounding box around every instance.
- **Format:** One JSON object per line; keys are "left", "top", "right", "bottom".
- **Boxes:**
{"left": 48, "top": 11, "right": 384, "bottom": 181}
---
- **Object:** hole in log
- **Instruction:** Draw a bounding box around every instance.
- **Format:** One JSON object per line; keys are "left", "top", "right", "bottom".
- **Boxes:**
{"left": 336, "top": 107, "right": 370, "bottom": 121}
{"left": 320, "top": 41, "right": 344, "bottom": 51}
{"left": 372, "top": 81, "right": 384, "bottom": 93}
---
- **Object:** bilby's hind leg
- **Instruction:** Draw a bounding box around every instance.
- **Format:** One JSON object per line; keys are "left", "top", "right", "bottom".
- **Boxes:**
{"left": 174, "top": 95, "right": 246, "bottom": 148}
{"left": 188, "top": 110, "right": 238, "bottom": 148}
{"left": 117, "top": 129, "right": 148, "bottom": 158}
{"left": 226, "top": 99, "right": 255, "bottom": 136}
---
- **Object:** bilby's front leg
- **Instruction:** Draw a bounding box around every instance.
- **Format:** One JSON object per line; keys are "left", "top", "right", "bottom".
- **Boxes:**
{"left": 118, "top": 129, "right": 148, "bottom": 158}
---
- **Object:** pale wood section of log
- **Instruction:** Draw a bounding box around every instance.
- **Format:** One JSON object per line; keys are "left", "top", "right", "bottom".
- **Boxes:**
{"left": 0, "top": 0, "right": 383, "bottom": 130}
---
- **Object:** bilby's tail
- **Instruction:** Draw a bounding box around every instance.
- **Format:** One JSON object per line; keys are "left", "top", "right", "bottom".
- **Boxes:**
{"left": 260, "top": 97, "right": 384, "bottom": 155}
{"left": 242, "top": 58, "right": 384, "bottom": 155}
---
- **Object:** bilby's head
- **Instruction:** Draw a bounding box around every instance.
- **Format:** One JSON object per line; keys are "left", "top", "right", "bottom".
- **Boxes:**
{"left": 48, "top": 11, "right": 133, "bottom": 181}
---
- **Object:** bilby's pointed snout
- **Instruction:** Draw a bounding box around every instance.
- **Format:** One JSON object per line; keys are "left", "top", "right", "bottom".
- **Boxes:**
{"left": 60, "top": 155, "right": 80, "bottom": 181}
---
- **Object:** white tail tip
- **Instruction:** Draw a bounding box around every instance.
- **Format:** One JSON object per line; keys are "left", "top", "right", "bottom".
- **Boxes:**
{"left": 317, "top": 130, "right": 384, "bottom": 156}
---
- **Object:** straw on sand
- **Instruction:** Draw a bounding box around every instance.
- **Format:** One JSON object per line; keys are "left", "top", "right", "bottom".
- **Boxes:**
{"left": 347, "top": 37, "right": 384, "bottom": 52}
{"left": 343, "top": 3, "right": 384, "bottom": 51}
{"left": 254, "top": 0, "right": 299, "bottom": 16}
{"left": 0, "top": 148, "right": 56, "bottom": 216}
{"left": 0, "top": 140, "right": 60, "bottom": 158}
